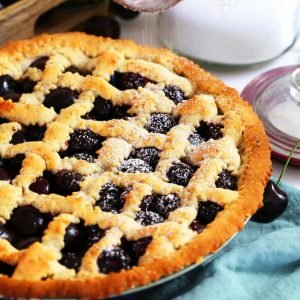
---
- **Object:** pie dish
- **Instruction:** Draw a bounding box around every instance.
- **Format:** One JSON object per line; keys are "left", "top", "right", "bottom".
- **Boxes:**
{"left": 0, "top": 32, "right": 271, "bottom": 298}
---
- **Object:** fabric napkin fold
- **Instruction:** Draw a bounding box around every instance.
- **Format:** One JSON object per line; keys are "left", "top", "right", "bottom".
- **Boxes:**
{"left": 127, "top": 181, "right": 300, "bottom": 300}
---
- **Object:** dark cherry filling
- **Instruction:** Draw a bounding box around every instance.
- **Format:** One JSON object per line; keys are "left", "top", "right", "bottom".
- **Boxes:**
{"left": 59, "top": 222, "right": 105, "bottom": 271}
{"left": 96, "top": 183, "right": 130, "bottom": 213}
{"left": 163, "top": 85, "right": 185, "bottom": 104}
{"left": 190, "top": 201, "right": 223, "bottom": 233}
{"left": 215, "top": 170, "right": 238, "bottom": 190}
{"left": 97, "top": 248, "right": 131, "bottom": 274}
{"left": 59, "top": 129, "right": 104, "bottom": 162}
{"left": 0, "top": 75, "right": 37, "bottom": 102}
{"left": 0, "top": 154, "right": 25, "bottom": 182}
{"left": 68, "top": 129, "right": 104, "bottom": 153}
{"left": 10, "top": 206, "right": 50, "bottom": 237}
{"left": 121, "top": 236, "right": 152, "bottom": 265}
{"left": 29, "top": 169, "right": 84, "bottom": 196}
{"left": 83, "top": 96, "right": 132, "bottom": 121}
{"left": 65, "top": 66, "right": 90, "bottom": 76}
{"left": 11, "top": 125, "right": 46, "bottom": 144}
{"left": 60, "top": 252, "right": 81, "bottom": 272}
{"left": 63, "top": 223, "right": 87, "bottom": 253}
{"left": 43, "top": 87, "right": 79, "bottom": 113}
{"left": 0, "top": 223, "right": 14, "bottom": 243}
{"left": 189, "top": 121, "right": 223, "bottom": 143}
{"left": 0, "top": 74, "right": 19, "bottom": 95}
{"left": 110, "top": 71, "right": 155, "bottom": 91}
{"left": 30, "top": 57, "right": 48, "bottom": 70}
{"left": 1, "top": 205, "right": 53, "bottom": 250}
{"left": 21, "top": 78, "right": 36, "bottom": 93}
{"left": 1, "top": 92, "right": 21, "bottom": 102}
{"left": 97, "top": 236, "right": 152, "bottom": 274}
{"left": 0, "top": 261, "right": 15, "bottom": 276}
{"left": 167, "top": 162, "right": 195, "bottom": 187}
{"left": 55, "top": 170, "right": 83, "bottom": 195}
{"left": 118, "top": 158, "right": 153, "bottom": 173}
{"left": 135, "top": 194, "right": 181, "bottom": 225}
{"left": 129, "top": 147, "right": 161, "bottom": 169}
{"left": 188, "top": 133, "right": 205, "bottom": 146}
{"left": 29, "top": 177, "right": 50, "bottom": 195}
{"left": 145, "top": 113, "right": 177, "bottom": 134}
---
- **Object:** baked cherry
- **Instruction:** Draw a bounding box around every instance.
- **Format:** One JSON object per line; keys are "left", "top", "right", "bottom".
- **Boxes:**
{"left": 29, "top": 177, "right": 50, "bottom": 195}
{"left": 55, "top": 170, "right": 83, "bottom": 194}
{"left": 11, "top": 125, "right": 46, "bottom": 144}
{"left": 68, "top": 129, "right": 103, "bottom": 153}
{"left": 84, "top": 16, "right": 120, "bottom": 39}
{"left": 0, "top": 223, "right": 14, "bottom": 243}
{"left": 110, "top": 72, "right": 155, "bottom": 90}
{"left": 88, "top": 96, "right": 113, "bottom": 121}
{"left": 10, "top": 205, "right": 48, "bottom": 236}
{"left": 215, "top": 170, "right": 237, "bottom": 190}
{"left": 0, "top": 74, "right": 18, "bottom": 95}
{"left": 163, "top": 85, "right": 185, "bottom": 104}
{"left": 43, "top": 87, "right": 78, "bottom": 113}
{"left": 130, "top": 147, "right": 161, "bottom": 168}
{"left": 0, "top": 154, "right": 25, "bottom": 181}
{"left": 154, "top": 194, "right": 181, "bottom": 218}
{"left": 14, "top": 236, "right": 40, "bottom": 250}
{"left": 167, "top": 162, "right": 194, "bottom": 186}
{"left": 85, "top": 225, "right": 105, "bottom": 249}
{"left": 30, "top": 57, "right": 48, "bottom": 70}
{"left": 0, "top": 168, "right": 13, "bottom": 181}
{"left": 189, "top": 220, "right": 205, "bottom": 233}
{"left": 145, "top": 113, "right": 177, "bottom": 134}
{"left": 11, "top": 130, "right": 26, "bottom": 144}
{"left": 96, "top": 183, "right": 127, "bottom": 213}
{"left": 25, "top": 125, "right": 46, "bottom": 141}
{"left": 65, "top": 66, "right": 88, "bottom": 76}
{"left": 188, "top": 133, "right": 205, "bottom": 146}
{"left": 97, "top": 248, "right": 131, "bottom": 274}
{"left": 20, "top": 78, "right": 36, "bottom": 93}
{"left": 205, "top": 123, "right": 223, "bottom": 140}
{"left": 63, "top": 223, "right": 87, "bottom": 253}
{"left": 113, "top": 104, "right": 131, "bottom": 119}
{"left": 135, "top": 210, "right": 164, "bottom": 226}
{"left": 118, "top": 158, "right": 153, "bottom": 173}
{"left": 8, "top": 154, "right": 25, "bottom": 171}
{"left": 1, "top": 92, "right": 21, "bottom": 102}
{"left": 140, "top": 195, "right": 155, "bottom": 212}
{"left": 196, "top": 201, "right": 223, "bottom": 225}
{"left": 60, "top": 252, "right": 81, "bottom": 271}
{"left": 121, "top": 236, "right": 152, "bottom": 265}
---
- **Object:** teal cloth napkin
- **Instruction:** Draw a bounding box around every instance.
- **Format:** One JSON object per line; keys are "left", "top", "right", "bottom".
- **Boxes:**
{"left": 131, "top": 181, "right": 300, "bottom": 300}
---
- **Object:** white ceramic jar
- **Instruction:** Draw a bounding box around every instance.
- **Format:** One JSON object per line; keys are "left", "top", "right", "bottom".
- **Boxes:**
{"left": 159, "top": 0, "right": 300, "bottom": 66}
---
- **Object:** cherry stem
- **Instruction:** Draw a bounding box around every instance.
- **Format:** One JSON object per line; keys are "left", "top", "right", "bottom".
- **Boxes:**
{"left": 276, "top": 139, "right": 300, "bottom": 186}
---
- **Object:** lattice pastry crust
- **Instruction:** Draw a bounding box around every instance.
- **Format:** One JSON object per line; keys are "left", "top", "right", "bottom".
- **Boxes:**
{"left": 0, "top": 33, "right": 271, "bottom": 298}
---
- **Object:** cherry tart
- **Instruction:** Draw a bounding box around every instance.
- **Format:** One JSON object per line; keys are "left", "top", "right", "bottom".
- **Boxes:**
{"left": 0, "top": 33, "right": 271, "bottom": 299}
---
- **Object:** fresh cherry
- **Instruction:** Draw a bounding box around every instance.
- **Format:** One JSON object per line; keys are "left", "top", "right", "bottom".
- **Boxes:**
{"left": 251, "top": 140, "right": 299, "bottom": 223}
{"left": 251, "top": 180, "right": 288, "bottom": 223}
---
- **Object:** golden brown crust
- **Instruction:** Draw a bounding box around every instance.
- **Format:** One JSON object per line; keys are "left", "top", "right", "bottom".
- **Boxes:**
{"left": 0, "top": 32, "right": 271, "bottom": 298}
